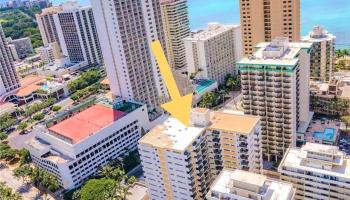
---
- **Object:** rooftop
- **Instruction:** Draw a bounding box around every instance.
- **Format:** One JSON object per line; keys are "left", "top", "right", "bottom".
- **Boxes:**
{"left": 16, "top": 75, "right": 45, "bottom": 97}
{"left": 208, "top": 169, "right": 294, "bottom": 200}
{"left": 139, "top": 117, "right": 205, "bottom": 152}
{"left": 302, "top": 26, "right": 336, "bottom": 42}
{"left": 280, "top": 143, "right": 350, "bottom": 179}
{"left": 184, "top": 23, "right": 239, "bottom": 41}
{"left": 209, "top": 112, "right": 260, "bottom": 134}
{"left": 237, "top": 38, "right": 312, "bottom": 67}
{"left": 48, "top": 104, "right": 126, "bottom": 144}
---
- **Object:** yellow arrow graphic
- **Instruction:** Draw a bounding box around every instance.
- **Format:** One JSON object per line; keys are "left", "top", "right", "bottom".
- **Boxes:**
{"left": 150, "top": 40, "right": 193, "bottom": 126}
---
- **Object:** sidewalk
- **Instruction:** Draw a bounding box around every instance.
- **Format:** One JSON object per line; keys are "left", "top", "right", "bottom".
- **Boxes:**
{"left": 0, "top": 166, "right": 55, "bottom": 200}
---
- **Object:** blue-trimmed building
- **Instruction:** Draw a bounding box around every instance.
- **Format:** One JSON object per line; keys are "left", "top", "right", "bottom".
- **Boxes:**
{"left": 237, "top": 37, "right": 313, "bottom": 162}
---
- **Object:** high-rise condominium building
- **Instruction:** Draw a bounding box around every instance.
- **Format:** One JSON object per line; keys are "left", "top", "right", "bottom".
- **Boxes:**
{"left": 0, "top": 24, "right": 20, "bottom": 97}
{"left": 7, "top": 37, "right": 33, "bottom": 60}
{"left": 160, "top": 0, "right": 191, "bottom": 69}
{"left": 139, "top": 108, "right": 262, "bottom": 200}
{"left": 57, "top": 4, "right": 102, "bottom": 65}
{"left": 239, "top": 0, "right": 300, "bottom": 55}
{"left": 206, "top": 169, "right": 295, "bottom": 200}
{"left": 279, "top": 143, "right": 350, "bottom": 200}
{"left": 36, "top": 2, "right": 103, "bottom": 65}
{"left": 91, "top": 0, "right": 169, "bottom": 107}
{"left": 36, "top": 6, "right": 63, "bottom": 47}
{"left": 238, "top": 37, "right": 312, "bottom": 162}
{"left": 184, "top": 23, "right": 242, "bottom": 84}
{"left": 25, "top": 97, "right": 150, "bottom": 189}
{"left": 302, "top": 26, "right": 336, "bottom": 81}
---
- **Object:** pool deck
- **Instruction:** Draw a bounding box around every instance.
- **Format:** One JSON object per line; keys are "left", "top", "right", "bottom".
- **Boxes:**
{"left": 305, "top": 120, "right": 340, "bottom": 145}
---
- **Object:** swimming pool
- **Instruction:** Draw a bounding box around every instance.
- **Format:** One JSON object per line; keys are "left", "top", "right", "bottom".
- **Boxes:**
{"left": 41, "top": 84, "right": 49, "bottom": 90}
{"left": 313, "top": 128, "right": 335, "bottom": 141}
{"left": 195, "top": 80, "right": 215, "bottom": 93}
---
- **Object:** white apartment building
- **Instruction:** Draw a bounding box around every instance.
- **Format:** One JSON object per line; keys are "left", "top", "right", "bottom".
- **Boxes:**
{"left": 160, "top": 0, "right": 191, "bottom": 69}
{"left": 139, "top": 108, "right": 262, "bottom": 200}
{"left": 302, "top": 26, "right": 336, "bottom": 81}
{"left": 91, "top": 0, "right": 169, "bottom": 107}
{"left": 279, "top": 143, "right": 350, "bottom": 200}
{"left": 238, "top": 37, "right": 313, "bottom": 162}
{"left": 206, "top": 169, "right": 295, "bottom": 200}
{"left": 25, "top": 97, "right": 150, "bottom": 189}
{"left": 0, "top": 24, "right": 20, "bottom": 97}
{"left": 38, "top": 42, "right": 61, "bottom": 64}
{"left": 184, "top": 23, "right": 242, "bottom": 84}
{"left": 36, "top": 2, "right": 102, "bottom": 66}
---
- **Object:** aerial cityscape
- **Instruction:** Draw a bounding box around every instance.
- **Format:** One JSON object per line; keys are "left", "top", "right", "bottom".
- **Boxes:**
{"left": 0, "top": 0, "right": 350, "bottom": 200}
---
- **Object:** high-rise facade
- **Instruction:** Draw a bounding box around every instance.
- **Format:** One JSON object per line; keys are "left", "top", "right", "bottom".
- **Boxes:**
{"left": 184, "top": 23, "right": 242, "bottom": 84}
{"left": 159, "top": 0, "right": 191, "bottom": 69}
{"left": 206, "top": 169, "right": 295, "bottom": 200}
{"left": 36, "top": 2, "right": 102, "bottom": 66}
{"left": 36, "top": 6, "right": 63, "bottom": 47}
{"left": 279, "top": 143, "right": 350, "bottom": 200}
{"left": 238, "top": 37, "right": 312, "bottom": 161}
{"left": 57, "top": 4, "right": 103, "bottom": 65}
{"left": 239, "top": 0, "right": 300, "bottom": 55}
{"left": 0, "top": 24, "right": 20, "bottom": 97}
{"left": 91, "top": 0, "right": 168, "bottom": 107}
{"left": 139, "top": 108, "right": 262, "bottom": 200}
{"left": 302, "top": 26, "right": 336, "bottom": 81}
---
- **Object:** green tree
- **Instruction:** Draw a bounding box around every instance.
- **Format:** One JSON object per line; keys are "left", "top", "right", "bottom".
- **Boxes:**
{"left": 0, "top": 132, "right": 8, "bottom": 141}
{"left": 0, "top": 113, "right": 16, "bottom": 131}
{"left": 0, "top": 143, "right": 17, "bottom": 163}
{"left": 0, "top": 182, "right": 23, "bottom": 200}
{"left": 199, "top": 92, "right": 219, "bottom": 108}
{"left": 18, "top": 149, "right": 31, "bottom": 166}
{"left": 80, "top": 178, "right": 116, "bottom": 200}
{"left": 33, "top": 113, "right": 45, "bottom": 121}
{"left": 13, "top": 164, "right": 32, "bottom": 183}
{"left": 52, "top": 105, "right": 62, "bottom": 112}
{"left": 17, "top": 122, "right": 28, "bottom": 132}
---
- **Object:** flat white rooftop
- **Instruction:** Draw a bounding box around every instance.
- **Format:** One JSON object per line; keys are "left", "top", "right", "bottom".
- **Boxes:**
{"left": 209, "top": 169, "right": 294, "bottom": 200}
{"left": 238, "top": 39, "right": 312, "bottom": 67}
{"left": 280, "top": 143, "right": 350, "bottom": 179}
{"left": 302, "top": 26, "right": 336, "bottom": 42}
{"left": 139, "top": 117, "right": 205, "bottom": 152}
{"left": 184, "top": 23, "right": 239, "bottom": 41}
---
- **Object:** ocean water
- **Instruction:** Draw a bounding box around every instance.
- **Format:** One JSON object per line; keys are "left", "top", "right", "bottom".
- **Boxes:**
{"left": 51, "top": 0, "right": 350, "bottom": 48}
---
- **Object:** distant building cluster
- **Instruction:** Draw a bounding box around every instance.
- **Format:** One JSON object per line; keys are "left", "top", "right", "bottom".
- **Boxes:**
{"left": 0, "top": 0, "right": 50, "bottom": 9}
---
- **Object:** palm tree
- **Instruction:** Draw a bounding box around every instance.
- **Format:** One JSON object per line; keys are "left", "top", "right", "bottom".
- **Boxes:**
{"left": 0, "top": 182, "right": 23, "bottom": 200}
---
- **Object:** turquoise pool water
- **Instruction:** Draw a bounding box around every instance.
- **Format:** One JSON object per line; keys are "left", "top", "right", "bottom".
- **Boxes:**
{"left": 41, "top": 84, "right": 49, "bottom": 90}
{"left": 195, "top": 80, "right": 215, "bottom": 93}
{"left": 313, "top": 128, "right": 335, "bottom": 141}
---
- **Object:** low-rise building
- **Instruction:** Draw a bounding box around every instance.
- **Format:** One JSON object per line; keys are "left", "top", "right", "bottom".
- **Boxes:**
{"left": 38, "top": 42, "right": 61, "bottom": 64}
{"left": 206, "top": 169, "right": 295, "bottom": 200}
{"left": 25, "top": 97, "right": 150, "bottom": 189}
{"left": 279, "top": 143, "right": 350, "bottom": 200}
{"left": 7, "top": 37, "right": 34, "bottom": 60}
{"left": 139, "top": 108, "right": 262, "bottom": 200}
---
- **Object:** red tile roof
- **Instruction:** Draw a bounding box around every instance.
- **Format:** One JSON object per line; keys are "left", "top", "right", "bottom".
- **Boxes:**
{"left": 48, "top": 104, "right": 125, "bottom": 144}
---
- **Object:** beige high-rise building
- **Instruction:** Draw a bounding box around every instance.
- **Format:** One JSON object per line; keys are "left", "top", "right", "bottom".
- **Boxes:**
{"left": 159, "top": 0, "right": 191, "bottom": 69}
{"left": 240, "top": 0, "right": 300, "bottom": 55}
{"left": 302, "top": 26, "right": 336, "bottom": 81}
{"left": 279, "top": 143, "right": 350, "bottom": 200}
{"left": 36, "top": 6, "right": 63, "bottom": 47}
{"left": 0, "top": 24, "right": 20, "bottom": 97}
{"left": 139, "top": 108, "right": 263, "bottom": 200}
{"left": 238, "top": 37, "right": 312, "bottom": 162}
